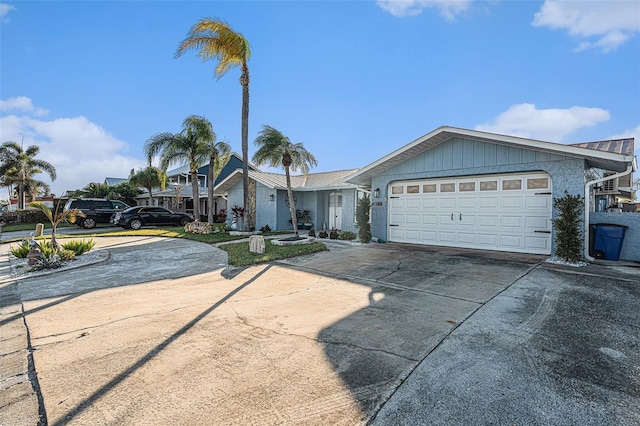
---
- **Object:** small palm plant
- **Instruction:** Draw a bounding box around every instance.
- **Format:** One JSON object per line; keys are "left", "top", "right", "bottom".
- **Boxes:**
{"left": 28, "top": 201, "right": 85, "bottom": 249}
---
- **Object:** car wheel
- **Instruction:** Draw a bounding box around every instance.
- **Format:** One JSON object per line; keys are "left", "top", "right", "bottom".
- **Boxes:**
{"left": 82, "top": 217, "right": 97, "bottom": 229}
{"left": 129, "top": 219, "right": 143, "bottom": 230}
{"left": 179, "top": 217, "right": 191, "bottom": 226}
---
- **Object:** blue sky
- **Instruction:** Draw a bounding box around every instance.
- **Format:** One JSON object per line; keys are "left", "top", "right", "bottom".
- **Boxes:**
{"left": 1, "top": 0, "right": 639, "bottom": 196}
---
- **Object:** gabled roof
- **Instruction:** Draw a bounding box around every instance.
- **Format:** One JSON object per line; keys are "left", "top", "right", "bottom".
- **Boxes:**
{"left": 105, "top": 177, "right": 128, "bottom": 186}
{"left": 166, "top": 153, "right": 258, "bottom": 178}
{"left": 346, "top": 126, "right": 637, "bottom": 186}
{"left": 215, "top": 168, "right": 360, "bottom": 193}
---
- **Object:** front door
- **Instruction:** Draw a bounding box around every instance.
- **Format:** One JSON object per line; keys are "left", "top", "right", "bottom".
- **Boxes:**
{"left": 329, "top": 192, "right": 342, "bottom": 230}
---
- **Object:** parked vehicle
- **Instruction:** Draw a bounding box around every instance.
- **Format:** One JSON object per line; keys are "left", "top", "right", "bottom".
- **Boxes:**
{"left": 64, "top": 198, "right": 130, "bottom": 229}
{"left": 111, "top": 206, "right": 193, "bottom": 230}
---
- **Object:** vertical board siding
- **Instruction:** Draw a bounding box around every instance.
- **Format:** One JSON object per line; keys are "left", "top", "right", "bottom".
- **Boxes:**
{"left": 380, "top": 137, "right": 570, "bottom": 176}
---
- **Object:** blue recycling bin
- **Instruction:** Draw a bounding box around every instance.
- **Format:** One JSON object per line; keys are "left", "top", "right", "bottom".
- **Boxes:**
{"left": 593, "top": 224, "right": 628, "bottom": 261}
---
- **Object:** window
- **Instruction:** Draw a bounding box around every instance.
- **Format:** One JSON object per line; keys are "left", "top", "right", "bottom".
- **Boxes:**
{"left": 440, "top": 183, "right": 455, "bottom": 192}
{"left": 392, "top": 186, "right": 404, "bottom": 194}
{"left": 480, "top": 181, "right": 497, "bottom": 191}
{"left": 423, "top": 184, "right": 436, "bottom": 193}
{"left": 459, "top": 182, "right": 475, "bottom": 192}
{"left": 502, "top": 179, "right": 522, "bottom": 190}
{"left": 407, "top": 185, "right": 419, "bottom": 194}
{"left": 527, "top": 178, "right": 549, "bottom": 189}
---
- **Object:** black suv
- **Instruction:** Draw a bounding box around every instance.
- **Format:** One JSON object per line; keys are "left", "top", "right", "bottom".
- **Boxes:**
{"left": 64, "top": 198, "right": 130, "bottom": 229}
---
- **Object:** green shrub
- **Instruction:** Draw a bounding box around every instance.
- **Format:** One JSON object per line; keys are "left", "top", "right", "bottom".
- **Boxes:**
{"left": 61, "top": 239, "right": 96, "bottom": 256}
{"left": 58, "top": 249, "right": 76, "bottom": 261}
{"left": 552, "top": 191, "right": 584, "bottom": 263}
{"left": 38, "top": 240, "right": 56, "bottom": 259}
{"left": 338, "top": 231, "right": 356, "bottom": 240}
{"left": 356, "top": 194, "right": 371, "bottom": 243}
{"left": 10, "top": 240, "right": 31, "bottom": 258}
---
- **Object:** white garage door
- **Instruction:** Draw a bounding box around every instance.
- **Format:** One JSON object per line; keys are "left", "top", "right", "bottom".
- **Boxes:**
{"left": 388, "top": 172, "right": 552, "bottom": 254}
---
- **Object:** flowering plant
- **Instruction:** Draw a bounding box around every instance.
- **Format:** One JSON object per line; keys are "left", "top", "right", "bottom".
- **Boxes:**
{"left": 231, "top": 205, "right": 244, "bottom": 218}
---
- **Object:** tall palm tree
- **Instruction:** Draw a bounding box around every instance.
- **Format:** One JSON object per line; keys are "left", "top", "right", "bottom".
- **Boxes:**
{"left": 28, "top": 201, "right": 84, "bottom": 250}
{"left": 129, "top": 166, "right": 167, "bottom": 206}
{"left": 252, "top": 125, "right": 317, "bottom": 237}
{"left": 176, "top": 18, "right": 251, "bottom": 229}
{"left": 0, "top": 141, "right": 56, "bottom": 209}
{"left": 145, "top": 115, "right": 214, "bottom": 221}
{"left": 207, "top": 140, "right": 231, "bottom": 223}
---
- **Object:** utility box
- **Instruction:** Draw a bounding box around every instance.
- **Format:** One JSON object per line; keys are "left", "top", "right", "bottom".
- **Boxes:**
{"left": 35, "top": 223, "right": 45, "bottom": 237}
{"left": 592, "top": 223, "right": 628, "bottom": 261}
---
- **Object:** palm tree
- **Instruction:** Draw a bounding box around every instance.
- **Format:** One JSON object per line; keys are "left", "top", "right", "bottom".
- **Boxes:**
{"left": 82, "top": 182, "right": 112, "bottom": 198}
{"left": 129, "top": 166, "right": 167, "bottom": 206}
{"left": 145, "top": 115, "right": 214, "bottom": 221}
{"left": 0, "top": 141, "right": 56, "bottom": 209}
{"left": 176, "top": 18, "right": 251, "bottom": 229}
{"left": 28, "top": 201, "right": 85, "bottom": 249}
{"left": 252, "top": 125, "right": 317, "bottom": 237}
{"left": 206, "top": 140, "right": 231, "bottom": 223}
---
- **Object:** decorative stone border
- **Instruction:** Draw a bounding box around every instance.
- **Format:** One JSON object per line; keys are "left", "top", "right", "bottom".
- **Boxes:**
{"left": 229, "top": 231, "right": 262, "bottom": 236}
{"left": 271, "top": 236, "right": 316, "bottom": 246}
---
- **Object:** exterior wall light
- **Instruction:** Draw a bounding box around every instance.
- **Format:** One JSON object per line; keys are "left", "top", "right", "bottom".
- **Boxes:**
{"left": 269, "top": 194, "right": 275, "bottom": 202}
{"left": 374, "top": 188, "right": 380, "bottom": 198}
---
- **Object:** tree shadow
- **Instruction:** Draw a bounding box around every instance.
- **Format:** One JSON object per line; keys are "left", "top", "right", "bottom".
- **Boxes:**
{"left": 50, "top": 264, "right": 272, "bottom": 426}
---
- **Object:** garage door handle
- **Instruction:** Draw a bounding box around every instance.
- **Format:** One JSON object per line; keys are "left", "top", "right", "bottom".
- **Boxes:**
{"left": 460, "top": 213, "right": 462, "bottom": 220}
{"left": 451, "top": 214, "right": 454, "bottom": 221}
{"left": 535, "top": 192, "right": 552, "bottom": 195}
{"left": 534, "top": 230, "right": 551, "bottom": 233}
{"left": 389, "top": 224, "right": 399, "bottom": 227}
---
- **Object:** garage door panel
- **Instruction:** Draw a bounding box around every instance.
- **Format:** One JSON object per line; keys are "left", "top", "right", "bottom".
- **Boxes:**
{"left": 478, "top": 197, "right": 499, "bottom": 209}
{"left": 501, "top": 235, "right": 523, "bottom": 248}
{"left": 422, "top": 214, "right": 437, "bottom": 225}
{"left": 458, "top": 198, "right": 477, "bottom": 209}
{"left": 501, "top": 216, "right": 523, "bottom": 228}
{"left": 501, "top": 197, "right": 523, "bottom": 209}
{"left": 406, "top": 199, "right": 421, "bottom": 209}
{"left": 388, "top": 172, "right": 552, "bottom": 255}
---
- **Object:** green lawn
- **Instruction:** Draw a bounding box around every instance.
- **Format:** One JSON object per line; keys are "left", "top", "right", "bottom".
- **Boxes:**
{"left": 219, "top": 240, "right": 327, "bottom": 267}
{"left": 56, "top": 227, "right": 248, "bottom": 244}
{"left": 1, "top": 222, "right": 75, "bottom": 232}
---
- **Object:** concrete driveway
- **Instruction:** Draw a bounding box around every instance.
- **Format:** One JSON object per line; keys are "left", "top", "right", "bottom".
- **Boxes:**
{"left": 0, "top": 237, "right": 638, "bottom": 425}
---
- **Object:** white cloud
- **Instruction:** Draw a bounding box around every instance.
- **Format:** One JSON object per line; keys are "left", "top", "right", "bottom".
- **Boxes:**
{"left": 0, "top": 96, "right": 49, "bottom": 116}
{"left": 532, "top": 0, "right": 640, "bottom": 52}
{"left": 475, "top": 103, "right": 610, "bottom": 142}
{"left": 0, "top": 97, "right": 145, "bottom": 197}
{"left": 0, "top": 3, "right": 15, "bottom": 23}
{"left": 377, "top": 0, "right": 471, "bottom": 20}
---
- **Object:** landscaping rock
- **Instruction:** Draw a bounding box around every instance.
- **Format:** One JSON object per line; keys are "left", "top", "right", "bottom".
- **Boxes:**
{"left": 249, "top": 235, "right": 265, "bottom": 254}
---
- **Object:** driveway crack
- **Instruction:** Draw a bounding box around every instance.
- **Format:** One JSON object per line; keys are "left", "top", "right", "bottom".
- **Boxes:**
{"left": 228, "top": 304, "right": 417, "bottom": 362}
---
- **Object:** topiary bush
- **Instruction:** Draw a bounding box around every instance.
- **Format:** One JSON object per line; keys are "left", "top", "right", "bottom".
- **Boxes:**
{"left": 356, "top": 194, "right": 371, "bottom": 243}
{"left": 552, "top": 191, "right": 584, "bottom": 263}
{"left": 329, "top": 229, "right": 339, "bottom": 239}
{"left": 318, "top": 230, "right": 328, "bottom": 238}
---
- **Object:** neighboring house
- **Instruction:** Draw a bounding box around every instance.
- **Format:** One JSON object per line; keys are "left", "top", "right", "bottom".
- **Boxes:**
{"left": 134, "top": 153, "right": 254, "bottom": 218}
{"left": 215, "top": 169, "right": 361, "bottom": 232}
{"left": 218, "top": 126, "right": 637, "bottom": 260}
{"left": 570, "top": 139, "right": 635, "bottom": 211}
{"left": 104, "top": 177, "right": 128, "bottom": 186}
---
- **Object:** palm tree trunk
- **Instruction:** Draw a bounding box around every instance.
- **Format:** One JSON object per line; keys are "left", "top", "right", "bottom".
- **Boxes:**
{"left": 51, "top": 226, "right": 59, "bottom": 250}
{"left": 285, "top": 167, "right": 298, "bottom": 237}
{"left": 241, "top": 62, "right": 250, "bottom": 231}
{"left": 191, "top": 170, "right": 200, "bottom": 220}
{"left": 147, "top": 188, "right": 154, "bottom": 206}
{"left": 208, "top": 152, "right": 216, "bottom": 224}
